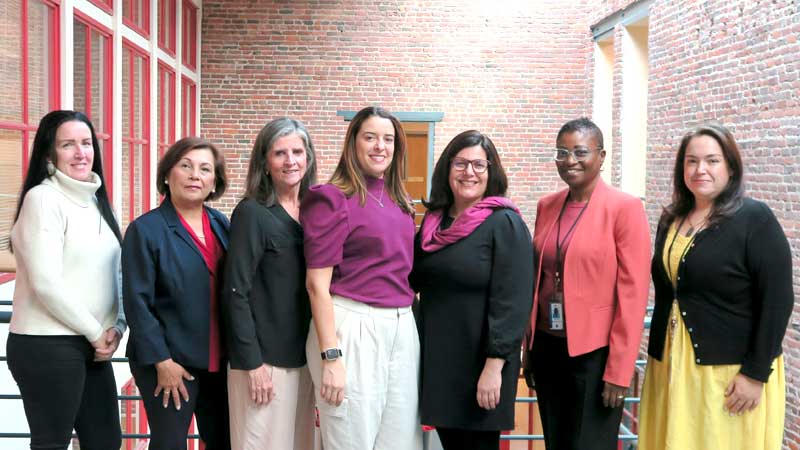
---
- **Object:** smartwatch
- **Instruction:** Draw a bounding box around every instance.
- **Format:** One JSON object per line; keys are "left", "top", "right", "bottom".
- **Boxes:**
{"left": 321, "top": 348, "right": 343, "bottom": 361}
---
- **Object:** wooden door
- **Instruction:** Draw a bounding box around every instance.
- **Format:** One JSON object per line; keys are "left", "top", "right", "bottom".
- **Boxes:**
{"left": 401, "top": 122, "right": 429, "bottom": 226}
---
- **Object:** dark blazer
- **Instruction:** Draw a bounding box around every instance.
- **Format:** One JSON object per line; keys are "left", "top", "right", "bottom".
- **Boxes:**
{"left": 648, "top": 197, "right": 793, "bottom": 383}
{"left": 122, "top": 197, "right": 230, "bottom": 369}
{"left": 221, "top": 199, "right": 311, "bottom": 370}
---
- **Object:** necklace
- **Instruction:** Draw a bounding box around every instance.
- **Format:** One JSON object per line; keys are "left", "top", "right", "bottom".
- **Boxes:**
{"left": 684, "top": 211, "right": 708, "bottom": 237}
{"left": 367, "top": 183, "right": 385, "bottom": 207}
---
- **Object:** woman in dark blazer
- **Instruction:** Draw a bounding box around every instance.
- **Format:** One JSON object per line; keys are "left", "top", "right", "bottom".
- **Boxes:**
{"left": 123, "top": 136, "right": 231, "bottom": 450}
{"left": 411, "top": 130, "right": 534, "bottom": 450}
{"left": 222, "top": 118, "right": 317, "bottom": 450}
{"left": 638, "top": 123, "right": 792, "bottom": 450}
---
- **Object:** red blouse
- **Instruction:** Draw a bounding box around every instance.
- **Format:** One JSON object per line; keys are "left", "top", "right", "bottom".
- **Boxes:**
{"left": 178, "top": 210, "right": 224, "bottom": 372}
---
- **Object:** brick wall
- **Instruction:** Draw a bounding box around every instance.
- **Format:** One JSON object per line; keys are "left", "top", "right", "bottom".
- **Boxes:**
{"left": 586, "top": 1, "right": 800, "bottom": 448}
{"left": 201, "top": 0, "right": 799, "bottom": 447}
{"left": 200, "top": 0, "right": 595, "bottom": 225}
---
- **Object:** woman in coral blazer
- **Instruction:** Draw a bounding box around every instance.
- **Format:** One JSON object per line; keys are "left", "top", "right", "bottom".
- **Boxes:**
{"left": 523, "top": 118, "right": 650, "bottom": 450}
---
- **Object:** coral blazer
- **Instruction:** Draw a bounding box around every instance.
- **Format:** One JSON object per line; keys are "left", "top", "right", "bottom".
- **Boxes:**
{"left": 529, "top": 180, "right": 651, "bottom": 387}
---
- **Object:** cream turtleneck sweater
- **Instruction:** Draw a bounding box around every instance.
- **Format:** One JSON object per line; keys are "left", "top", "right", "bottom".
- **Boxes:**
{"left": 10, "top": 169, "right": 125, "bottom": 342}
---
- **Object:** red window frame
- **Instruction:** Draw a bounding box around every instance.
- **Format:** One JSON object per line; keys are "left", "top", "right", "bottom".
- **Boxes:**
{"left": 123, "top": 0, "right": 150, "bottom": 39}
{"left": 0, "top": 0, "right": 60, "bottom": 172}
{"left": 157, "top": 62, "right": 176, "bottom": 157}
{"left": 181, "top": 75, "right": 196, "bottom": 137}
{"left": 74, "top": 10, "right": 114, "bottom": 200}
{"left": 158, "top": 0, "right": 177, "bottom": 56}
{"left": 181, "top": 0, "right": 198, "bottom": 70}
{"left": 122, "top": 40, "right": 152, "bottom": 223}
{"left": 86, "top": 0, "right": 113, "bottom": 14}
{"left": 0, "top": 0, "right": 61, "bottom": 282}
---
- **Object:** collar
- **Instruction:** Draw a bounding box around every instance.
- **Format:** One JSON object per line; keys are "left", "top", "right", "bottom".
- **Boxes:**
{"left": 41, "top": 169, "right": 102, "bottom": 208}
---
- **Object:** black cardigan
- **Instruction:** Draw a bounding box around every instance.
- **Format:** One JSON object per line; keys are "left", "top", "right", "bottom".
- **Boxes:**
{"left": 221, "top": 199, "right": 311, "bottom": 370}
{"left": 648, "top": 197, "right": 794, "bottom": 382}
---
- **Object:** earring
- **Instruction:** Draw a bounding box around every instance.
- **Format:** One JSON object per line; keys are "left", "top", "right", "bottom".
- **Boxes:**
{"left": 164, "top": 179, "right": 169, "bottom": 185}
{"left": 46, "top": 161, "right": 56, "bottom": 176}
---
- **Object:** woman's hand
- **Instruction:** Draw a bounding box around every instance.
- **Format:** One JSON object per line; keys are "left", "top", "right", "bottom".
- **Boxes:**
{"left": 602, "top": 382, "right": 628, "bottom": 408}
{"left": 154, "top": 359, "right": 195, "bottom": 410}
{"left": 93, "top": 328, "right": 122, "bottom": 361}
{"left": 477, "top": 358, "right": 505, "bottom": 410}
{"left": 320, "top": 359, "right": 346, "bottom": 406}
{"left": 248, "top": 364, "right": 275, "bottom": 405}
{"left": 724, "top": 373, "right": 764, "bottom": 415}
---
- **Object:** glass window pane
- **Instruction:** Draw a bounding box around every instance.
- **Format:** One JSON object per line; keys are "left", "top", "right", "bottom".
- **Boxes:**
{"left": 90, "top": 29, "right": 108, "bottom": 136}
{"left": 134, "top": 54, "right": 144, "bottom": 139}
{"left": 122, "top": 48, "right": 132, "bottom": 137}
{"left": 1, "top": 0, "right": 23, "bottom": 122}
{"left": 73, "top": 19, "right": 88, "bottom": 114}
{"left": 0, "top": 130, "right": 23, "bottom": 251}
{"left": 27, "top": 0, "right": 52, "bottom": 122}
{"left": 120, "top": 141, "right": 131, "bottom": 228}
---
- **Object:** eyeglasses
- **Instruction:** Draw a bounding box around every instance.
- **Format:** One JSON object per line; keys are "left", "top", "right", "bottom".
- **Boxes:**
{"left": 451, "top": 157, "right": 491, "bottom": 173}
{"left": 553, "top": 147, "right": 601, "bottom": 162}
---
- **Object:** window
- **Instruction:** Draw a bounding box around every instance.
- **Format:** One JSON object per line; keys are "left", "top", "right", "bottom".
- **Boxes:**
{"left": 181, "top": 0, "right": 197, "bottom": 70}
{"left": 121, "top": 42, "right": 151, "bottom": 227}
{"left": 123, "top": 0, "right": 150, "bottom": 38}
{"left": 86, "top": 0, "right": 113, "bottom": 15}
{"left": 619, "top": 19, "right": 649, "bottom": 199}
{"left": 74, "top": 12, "right": 114, "bottom": 199}
{"left": 592, "top": 36, "right": 614, "bottom": 185}
{"left": 181, "top": 75, "right": 196, "bottom": 137}
{"left": 0, "top": 0, "right": 60, "bottom": 255}
{"left": 157, "top": 63, "right": 176, "bottom": 157}
{"left": 158, "top": 0, "right": 177, "bottom": 56}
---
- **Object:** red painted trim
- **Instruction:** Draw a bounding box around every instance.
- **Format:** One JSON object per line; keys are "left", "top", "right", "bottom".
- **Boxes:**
{"left": 76, "top": 11, "right": 115, "bottom": 201}
{"left": 49, "top": 0, "right": 60, "bottom": 111}
{"left": 0, "top": 121, "right": 35, "bottom": 131}
{"left": 123, "top": 0, "right": 150, "bottom": 39}
{"left": 181, "top": 0, "right": 198, "bottom": 71}
{"left": 122, "top": 40, "right": 152, "bottom": 216}
{"left": 21, "top": 0, "right": 29, "bottom": 129}
{"left": 84, "top": 20, "right": 93, "bottom": 117}
{"left": 0, "top": 273, "right": 16, "bottom": 284}
{"left": 158, "top": 0, "right": 177, "bottom": 56}
{"left": 86, "top": 0, "right": 113, "bottom": 15}
{"left": 181, "top": 76, "right": 196, "bottom": 136}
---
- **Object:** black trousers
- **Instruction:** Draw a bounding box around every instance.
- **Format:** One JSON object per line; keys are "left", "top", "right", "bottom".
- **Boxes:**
{"left": 130, "top": 362, "right": 230, "bottom": 450}
{"left": 531, "top": 331, "right": 624, "bottom": 450}
{"left": 436, "top": 427, "right": 501, "bottom": 450}
{"left": 6, "top": 333, "right": 121, "bottom": 450}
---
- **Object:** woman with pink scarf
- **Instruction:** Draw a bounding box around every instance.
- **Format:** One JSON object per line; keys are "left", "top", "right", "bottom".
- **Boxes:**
{"left": 410, "top": 130, "right": 534, "bottom": 450}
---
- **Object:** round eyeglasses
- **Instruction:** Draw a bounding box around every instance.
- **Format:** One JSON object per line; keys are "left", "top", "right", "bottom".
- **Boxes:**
{"left": 451, "top": 157, "right": 491, "bottom": 173}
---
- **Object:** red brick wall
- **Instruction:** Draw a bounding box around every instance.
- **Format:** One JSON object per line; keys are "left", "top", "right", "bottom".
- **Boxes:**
{"left": 200, "top": 0, "right": 595, "bottom": 225}
{"left": 201, "top": 0, "right": 799, "bottom": 447}
{"left": 586, "top": 1, "right": 800, "bottom": 448}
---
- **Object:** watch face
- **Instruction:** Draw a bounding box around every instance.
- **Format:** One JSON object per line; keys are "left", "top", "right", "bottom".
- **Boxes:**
{"left": 325, "top": 349, "right": 339, "bottom": 360}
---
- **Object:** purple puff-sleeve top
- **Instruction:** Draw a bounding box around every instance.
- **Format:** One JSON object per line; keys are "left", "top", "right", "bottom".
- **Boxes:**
{"left": 300, "top": 177, "right": 416, "bottom": 308}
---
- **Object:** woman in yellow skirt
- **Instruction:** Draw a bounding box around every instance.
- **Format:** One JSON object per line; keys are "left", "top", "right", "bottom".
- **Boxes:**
{"left": 639, "top": 123, "right": 792, "bottom": 450}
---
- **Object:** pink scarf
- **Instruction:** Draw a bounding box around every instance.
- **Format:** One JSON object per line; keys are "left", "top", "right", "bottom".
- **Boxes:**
{"left": 420, "top": 196, "right": 521, "bottom": 252}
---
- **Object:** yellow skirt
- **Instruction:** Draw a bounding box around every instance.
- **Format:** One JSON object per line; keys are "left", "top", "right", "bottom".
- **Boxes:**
{"left": 638, "top": 302, "right": 785, "bottom": 450}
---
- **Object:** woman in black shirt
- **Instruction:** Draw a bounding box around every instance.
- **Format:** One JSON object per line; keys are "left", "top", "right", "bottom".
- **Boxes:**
{"left": 411, "top": 130, "right": 533, "bottom": 450}
{"left": 222, "top": 118, "right": 318, "bottom": 450}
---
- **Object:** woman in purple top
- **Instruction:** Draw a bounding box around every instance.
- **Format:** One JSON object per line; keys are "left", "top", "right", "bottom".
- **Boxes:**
{"left": 300, "top": 106, "right": 422, "bottom": 450}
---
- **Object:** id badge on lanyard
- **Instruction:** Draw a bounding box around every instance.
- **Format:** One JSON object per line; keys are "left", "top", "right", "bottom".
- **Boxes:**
{"left": 548, "top": 274, "right": 565, "bottom": 330}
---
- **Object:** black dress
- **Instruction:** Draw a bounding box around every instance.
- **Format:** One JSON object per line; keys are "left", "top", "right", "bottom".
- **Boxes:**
{"left": 411, "top": 208, "right": 534, "bottom": 430}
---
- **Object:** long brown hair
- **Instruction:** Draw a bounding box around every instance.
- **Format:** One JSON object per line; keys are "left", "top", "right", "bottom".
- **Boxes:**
{"left": 329, "top": 106, "right": 414, "bottom": 215}
{"left": 661, "top": 122, "right": 744, "bottom": 227}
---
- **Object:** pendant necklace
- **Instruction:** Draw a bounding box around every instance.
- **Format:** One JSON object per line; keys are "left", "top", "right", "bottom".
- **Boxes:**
{"left": 367, "top": 183, "right": 385, "bottom": 207}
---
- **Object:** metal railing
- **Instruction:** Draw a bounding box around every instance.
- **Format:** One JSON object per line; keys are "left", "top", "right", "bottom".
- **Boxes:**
{"left": 0, "top": 300, "right": 650, "bottom": 448}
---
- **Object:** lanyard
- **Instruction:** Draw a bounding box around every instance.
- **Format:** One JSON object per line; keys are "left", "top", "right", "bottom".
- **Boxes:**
{"left": 555, "top": 195, "right": 589, "bottom": 284}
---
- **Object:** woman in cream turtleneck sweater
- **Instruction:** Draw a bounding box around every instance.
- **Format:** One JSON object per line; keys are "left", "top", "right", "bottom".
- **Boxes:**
{"left": 7, "top": 110, "right": 125, "bottom": 450}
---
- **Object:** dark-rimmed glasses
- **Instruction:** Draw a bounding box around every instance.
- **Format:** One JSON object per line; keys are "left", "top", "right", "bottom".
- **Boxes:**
{"left": 451, "top": 157, "right": 491, "bottom": 173}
